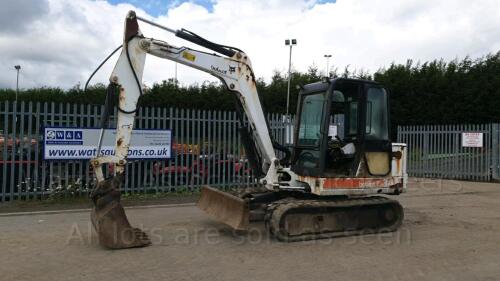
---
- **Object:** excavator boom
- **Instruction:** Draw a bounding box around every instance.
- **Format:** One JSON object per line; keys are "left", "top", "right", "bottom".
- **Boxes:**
{"left": 90, "top": 11, "right": 283, "bottom": 248}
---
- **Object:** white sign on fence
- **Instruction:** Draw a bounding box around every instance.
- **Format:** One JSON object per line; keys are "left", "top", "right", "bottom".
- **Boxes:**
{"left": 461, "top": 132, "right": 483, "bottom": 148}
{"left": 43, "top": 127, "right": 172, "bottom": 160}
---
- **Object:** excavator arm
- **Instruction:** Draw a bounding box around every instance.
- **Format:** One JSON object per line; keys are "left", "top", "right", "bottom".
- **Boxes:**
{"left": 92, "top": 11, "right": 281, "bottom": 190}
{"left": 90, "top": 11, "right": 291, "bottom": 249}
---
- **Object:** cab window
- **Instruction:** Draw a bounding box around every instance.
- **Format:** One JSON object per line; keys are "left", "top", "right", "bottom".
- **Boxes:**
{"left": 365, "top": 88, "right": 389, "bottom": 140}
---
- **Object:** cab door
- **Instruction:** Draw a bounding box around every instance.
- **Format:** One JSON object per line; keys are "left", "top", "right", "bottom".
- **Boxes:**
{"left": 361, "top": 85, "right": 392, "bottom": 176}
{"left": 292, "top": 89, "right": 329, "bottom": 177}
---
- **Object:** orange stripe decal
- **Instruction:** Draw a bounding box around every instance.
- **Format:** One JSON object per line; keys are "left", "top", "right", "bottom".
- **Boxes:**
{"left": 322, "top": 178, "right": 386, "bottom": 189}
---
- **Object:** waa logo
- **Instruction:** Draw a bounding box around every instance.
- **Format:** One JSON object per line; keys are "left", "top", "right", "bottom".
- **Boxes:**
{"left": 46, "top": 130, "right": 56, "bottom": 139}
{"left": 47, "top": 129, "right": 83, "bottom": 140}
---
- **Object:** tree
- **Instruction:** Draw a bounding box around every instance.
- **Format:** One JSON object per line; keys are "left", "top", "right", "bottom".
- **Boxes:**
{"left": 1, "top": 52, "right": 499, "bottom": 127}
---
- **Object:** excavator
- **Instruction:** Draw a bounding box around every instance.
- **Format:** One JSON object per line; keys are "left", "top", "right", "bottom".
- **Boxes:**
{"left": 89, "top": 11, "right": 407, "bottom": 249}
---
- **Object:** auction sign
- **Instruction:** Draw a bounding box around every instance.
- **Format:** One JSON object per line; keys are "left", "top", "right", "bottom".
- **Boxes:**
{"left": 43, "top": 127, "right": 172, "bottom": 160}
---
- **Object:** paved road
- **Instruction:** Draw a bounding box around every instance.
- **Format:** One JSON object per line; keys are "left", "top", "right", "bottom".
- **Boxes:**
{"left": 1, "top": 179, "right": 500, "bottom": 281}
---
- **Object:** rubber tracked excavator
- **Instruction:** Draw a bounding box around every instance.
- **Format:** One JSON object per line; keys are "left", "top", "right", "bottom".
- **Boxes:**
{"left": 90, "top": 11, "right": 407, "bottom": 249}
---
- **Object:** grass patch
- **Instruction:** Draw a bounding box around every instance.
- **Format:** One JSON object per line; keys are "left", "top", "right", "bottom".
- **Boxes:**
{"left": 0, "top": 188, "right": 200, "bottom": 213}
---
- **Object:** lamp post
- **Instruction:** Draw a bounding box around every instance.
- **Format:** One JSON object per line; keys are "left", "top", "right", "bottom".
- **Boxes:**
{"left": 14, "top": 65, "right": 21, "bottom": 103}
{"left": 285, "top": 39, "right": 297, "bottom": 116}
{"left": 324, "top": 54, "right": 332, "bottom": 77}
{"left": 174, "top": 62, "right": 178, "bottom": 87}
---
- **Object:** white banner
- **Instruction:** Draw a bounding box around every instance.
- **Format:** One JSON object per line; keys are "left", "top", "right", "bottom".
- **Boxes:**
{"left": 43, "top": 127, "right": 172, "bottom": 160}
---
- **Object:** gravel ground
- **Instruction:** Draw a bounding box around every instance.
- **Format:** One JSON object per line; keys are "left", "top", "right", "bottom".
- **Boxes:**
{"left": 1, "top": 178, "right": 500, "bottom": 281}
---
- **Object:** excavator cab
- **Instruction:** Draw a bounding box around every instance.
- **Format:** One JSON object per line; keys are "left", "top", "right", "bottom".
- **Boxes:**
{"left": 200, "top": 78, "right": 405, "bottom": 239}
{"left": 292, "top": 78, "right": 392, "bottom": 179}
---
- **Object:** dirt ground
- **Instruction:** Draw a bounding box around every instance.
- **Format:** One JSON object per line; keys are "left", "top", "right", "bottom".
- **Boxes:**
{"left": 1, "top": 178, "right": 500, "bottom": 281}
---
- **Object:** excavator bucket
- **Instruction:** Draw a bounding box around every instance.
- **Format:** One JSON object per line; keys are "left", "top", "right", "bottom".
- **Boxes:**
{"left": 90, "top": 175, "right": 151, "bottom": 249}
{"left": 197, "top": 186, "right": 249, "bottom": 230}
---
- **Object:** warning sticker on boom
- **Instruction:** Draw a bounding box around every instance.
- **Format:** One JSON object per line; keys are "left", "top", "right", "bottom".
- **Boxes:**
{"left": 182, "top": 51, "right": 196, "bottom": 62}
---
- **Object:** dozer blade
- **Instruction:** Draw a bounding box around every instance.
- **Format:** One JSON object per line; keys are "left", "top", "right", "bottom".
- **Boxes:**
{"left": 90, "top": 175, "right": 151, "bottom": 249}
{"left": 197, "top": 186, "right": 249, "bottom": 230}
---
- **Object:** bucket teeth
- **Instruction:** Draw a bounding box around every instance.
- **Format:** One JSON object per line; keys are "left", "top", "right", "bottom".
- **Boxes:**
{"left": 91, "top": 175, "right": 151, "bottom": 249}
{"left": 197, "top": 186, "right": 249, "bottom": 230}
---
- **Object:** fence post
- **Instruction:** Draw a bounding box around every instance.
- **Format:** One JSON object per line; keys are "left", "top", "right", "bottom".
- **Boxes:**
{"left": 492, "top": 123, "right": 500, "bottom": 180}
{"left": 1, "top": 101, "right": 8, "bottom": 202}
{"left": 10, "top": 101, "right": 17, "bottom": 201}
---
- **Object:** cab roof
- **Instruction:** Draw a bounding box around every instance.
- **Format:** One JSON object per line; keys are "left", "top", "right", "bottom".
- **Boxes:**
{"left": 301, "top": 77, "right": 382, "bottom": 93}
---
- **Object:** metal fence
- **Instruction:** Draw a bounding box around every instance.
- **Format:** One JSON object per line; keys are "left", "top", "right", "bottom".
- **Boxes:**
{"left": 397, "top": 124, "right": 500, "bottom": 181}
{"left": 0, "top": 101, "right": 293, "bottom": 201}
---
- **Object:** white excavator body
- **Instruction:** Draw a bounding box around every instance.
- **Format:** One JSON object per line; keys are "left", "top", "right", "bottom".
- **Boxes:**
{"left": 89, "top": 11, "right": 406, "bottom": 248}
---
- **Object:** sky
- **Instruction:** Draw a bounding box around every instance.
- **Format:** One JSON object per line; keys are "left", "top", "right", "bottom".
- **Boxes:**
{"left": 1, "top": 0, "right": 499, "bottom": 89}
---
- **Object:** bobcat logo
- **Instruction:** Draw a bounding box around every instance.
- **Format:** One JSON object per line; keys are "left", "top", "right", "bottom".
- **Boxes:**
{"left": 211, "top": 65, "right": 227, "bottom": 75}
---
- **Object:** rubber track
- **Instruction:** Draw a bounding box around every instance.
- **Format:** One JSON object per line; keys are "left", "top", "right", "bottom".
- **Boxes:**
{"left": 265, "top": 196, "right": 404, "bottom": 242}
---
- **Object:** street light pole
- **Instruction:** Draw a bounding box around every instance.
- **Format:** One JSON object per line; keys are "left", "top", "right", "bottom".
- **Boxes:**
{"left": 324, "top": 54, "right": 332, "bottom": 77}
{"left": 174, "top": 62, "right": 178, "bottom": 87}
{"left": 14, "top": 65, "right": 21, "bottom": 103}
{"left": 285, "top": 39, "right": 297, "bottom": 116}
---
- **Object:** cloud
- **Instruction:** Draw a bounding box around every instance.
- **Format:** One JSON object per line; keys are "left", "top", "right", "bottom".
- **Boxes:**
{"left": 0, "top": 0, "right": 499, "bottom": 90}
{"left": 0, "top": 0, "right": 50, "bottom": 34}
